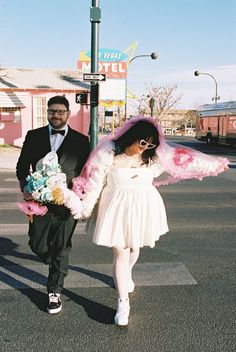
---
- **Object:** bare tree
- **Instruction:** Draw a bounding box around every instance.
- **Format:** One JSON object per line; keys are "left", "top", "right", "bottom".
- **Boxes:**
{"left": 180, "top": 110, "right": 197, "bottom": 133}
{"left": 136, "top": 84, "right": 182, "bottom": 121}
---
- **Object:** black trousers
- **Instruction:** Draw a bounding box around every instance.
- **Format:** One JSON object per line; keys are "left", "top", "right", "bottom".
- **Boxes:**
{"left": 28, "top": 205, "right": 77, "bottom": 293}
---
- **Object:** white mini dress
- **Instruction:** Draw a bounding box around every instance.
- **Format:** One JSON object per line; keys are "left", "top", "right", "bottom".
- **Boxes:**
{"left": 85, "top": 153, "right": 169, "bottom": 248}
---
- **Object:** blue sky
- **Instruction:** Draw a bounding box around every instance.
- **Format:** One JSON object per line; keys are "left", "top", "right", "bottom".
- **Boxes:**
{"left": 1, "top": 0, "right": 236, "bottom": 109}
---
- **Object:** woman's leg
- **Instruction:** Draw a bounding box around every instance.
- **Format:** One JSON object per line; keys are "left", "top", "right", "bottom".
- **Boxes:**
{"left": 129, "top": 248, "right": 140, "bottom": 274}
{"left": 128, "top": 248, "right": 140, "bottom": 292}
{"left": 112, "top": 247, "right": 130, "bottom": 326}
{"left": 112, "top": 247, "right": 130, "bottom": 299}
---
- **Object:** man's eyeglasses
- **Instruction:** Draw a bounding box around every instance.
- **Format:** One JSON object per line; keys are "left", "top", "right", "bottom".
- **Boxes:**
{"left": 139, "top": 139, "right": 157, "bottom": 149}
{"left": 47, "top": 109, "right": 68, "bottom": 116}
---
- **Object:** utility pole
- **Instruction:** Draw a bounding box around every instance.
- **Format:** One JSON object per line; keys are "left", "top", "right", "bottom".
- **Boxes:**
{"left": 90, "top": 0, "right": 101, "bottom": 149}
{"left": 194, "top": 71, "right": 220, "bottom": 104}
{"left": 149, "top": 97, "right": 155, "bottom": 116}
{"left": 124, "top": 52, "right": 158, "bottom": 120}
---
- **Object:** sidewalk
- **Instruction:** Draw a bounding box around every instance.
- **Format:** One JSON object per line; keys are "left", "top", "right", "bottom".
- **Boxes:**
{"left": 0, "top": 146, "right": 21, "bottom": 170}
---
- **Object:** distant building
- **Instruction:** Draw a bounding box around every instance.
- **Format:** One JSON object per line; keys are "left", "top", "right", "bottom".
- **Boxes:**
{"left": 0, "top": 67, "right": 90, "bottom": 147}
{"left": 160, "top": 109, "right": 197, "bottom": 134}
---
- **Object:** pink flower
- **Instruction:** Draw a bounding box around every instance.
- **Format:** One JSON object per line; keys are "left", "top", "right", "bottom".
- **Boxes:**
{"left": 173, "top": 148, "right": 194, "bottom": 167}
{"left": 17, "top": 201, "right": 48, "bottom": 216}
{"left": 72, "top": 177, "right": 87, "bottom": 199}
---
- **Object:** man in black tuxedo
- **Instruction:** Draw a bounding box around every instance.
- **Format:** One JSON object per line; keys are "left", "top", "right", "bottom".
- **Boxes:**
{"left": 16, "top": 95, "right": 90, "bottom": 314}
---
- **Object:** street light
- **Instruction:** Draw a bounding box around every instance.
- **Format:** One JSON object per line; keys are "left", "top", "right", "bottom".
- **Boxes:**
{"left": 194, "top": 70, "right": 220, "bottom": 103}
{"left": 129, "top": 52, "right": 158, "bottom": 64}
{"left": 125, "top": 52, "right": 158, "bottom": 119}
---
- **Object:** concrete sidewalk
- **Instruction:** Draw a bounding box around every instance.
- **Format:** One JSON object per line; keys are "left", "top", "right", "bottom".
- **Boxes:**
{"left": 0, "top": 147, "right": 21, "bottom": 170}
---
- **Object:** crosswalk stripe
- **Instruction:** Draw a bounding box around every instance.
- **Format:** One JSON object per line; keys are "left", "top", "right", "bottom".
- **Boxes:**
{"left": 0, "top": 202, "right": 234, "bottom": 210}
{"left": 0, "top": 262, "right": 197, "bottom": 290}
{"left": 0, "top": 223, "right": 87, "bottom": 235}
{"left": 0, "top": 188, "right": 19, "bottom": 193}
{"left": 0, "top": 222, "right": 235, "bottom": 237}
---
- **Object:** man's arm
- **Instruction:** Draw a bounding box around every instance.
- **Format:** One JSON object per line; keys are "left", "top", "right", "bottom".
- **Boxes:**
{"left": 16, "top": 131, "right": 33, "bottom": 191}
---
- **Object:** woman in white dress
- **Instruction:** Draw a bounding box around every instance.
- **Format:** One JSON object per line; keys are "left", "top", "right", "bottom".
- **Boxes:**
{"left": 71, "top": 117, "right": 228, "bottom": 326}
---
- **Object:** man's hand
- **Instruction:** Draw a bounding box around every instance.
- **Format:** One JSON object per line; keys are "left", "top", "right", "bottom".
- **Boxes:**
{"left": 23, "top": 189, "right": 33, "bottom": 201}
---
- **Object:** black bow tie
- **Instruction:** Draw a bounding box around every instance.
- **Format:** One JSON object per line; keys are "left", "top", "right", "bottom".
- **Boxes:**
{"left": 51, "top": 129, "right": 65, "bottom": 136}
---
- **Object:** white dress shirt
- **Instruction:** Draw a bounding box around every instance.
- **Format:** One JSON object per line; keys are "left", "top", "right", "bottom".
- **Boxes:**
{"left": 48, "top": 124, "right": 68, "bottom": 152}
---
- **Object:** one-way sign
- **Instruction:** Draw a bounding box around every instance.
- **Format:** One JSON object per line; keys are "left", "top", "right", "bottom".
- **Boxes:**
{"left": 83, "top": 73, "right": 106, "bottom": 82}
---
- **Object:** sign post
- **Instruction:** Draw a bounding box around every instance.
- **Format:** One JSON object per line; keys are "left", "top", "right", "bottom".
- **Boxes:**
{"left": 83, "top": 73, "right": 106, "bottom": 81}
{"left": 90, "top": 0, "right": 101, "bottom": 149}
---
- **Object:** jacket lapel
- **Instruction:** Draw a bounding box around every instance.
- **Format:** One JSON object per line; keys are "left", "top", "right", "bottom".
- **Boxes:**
{"left": 41, "top": 126, "right": 51, "bottom": 155}
{"left": 57, "top": 127, "right": 72, "bottom": 165}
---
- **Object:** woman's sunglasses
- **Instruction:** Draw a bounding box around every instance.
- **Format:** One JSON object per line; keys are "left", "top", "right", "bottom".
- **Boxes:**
{"left": 139, "top": 139, "right": 157, "bottom": 149}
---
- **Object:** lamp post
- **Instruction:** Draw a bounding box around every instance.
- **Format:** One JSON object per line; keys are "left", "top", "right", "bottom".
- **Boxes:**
{"left": 125, "top": 52, "right": 158, "bottom": 120}
{"left": 194, "top": 70, "right": 220, "bottom": 103}
{"left": 90, "top": 0, "right": 101, "bottom": 149}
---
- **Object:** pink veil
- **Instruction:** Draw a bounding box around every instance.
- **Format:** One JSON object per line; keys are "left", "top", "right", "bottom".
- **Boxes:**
{"left": 72, "top": 116, "right": 229, "bottom": 195}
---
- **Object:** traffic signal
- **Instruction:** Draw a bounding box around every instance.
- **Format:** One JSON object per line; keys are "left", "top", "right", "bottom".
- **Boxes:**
{"left": 105, "top": 111, "right": 113, "bottom": 116}
{"left": 90, "top": 83, "right": 99, "bottom": 106}
{"left": 75, "top": 92, "right": 88, "bottom": 104}
{"left": 149, "top": 97, "right": 155, "bottom": 108}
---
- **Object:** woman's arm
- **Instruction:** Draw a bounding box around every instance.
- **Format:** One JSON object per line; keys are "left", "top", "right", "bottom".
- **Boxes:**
{"left": 78, "top": 148, "right": 114, "bottom": 218}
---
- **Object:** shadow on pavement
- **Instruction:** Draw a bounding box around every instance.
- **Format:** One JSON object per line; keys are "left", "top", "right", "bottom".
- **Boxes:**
{"left": 0, "top": 237, "right": 115, "bottom": 322}
{"left": 63, "top": 288, "right": 115, "bottom": 325}
{"left": 69, "top": 264, "right": 115, "bottom": 288}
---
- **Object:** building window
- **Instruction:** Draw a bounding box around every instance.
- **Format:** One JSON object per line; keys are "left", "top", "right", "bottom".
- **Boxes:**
{"left": 0, "top": 107, "right": 22, "bottom": 122}
{"left": 35, "top": 97, "right": 47, "bottom": 127}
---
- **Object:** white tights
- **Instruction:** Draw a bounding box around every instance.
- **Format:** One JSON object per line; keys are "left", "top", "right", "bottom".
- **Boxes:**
{"left": 112, "top": 247, "right": 140, "bottom": 299}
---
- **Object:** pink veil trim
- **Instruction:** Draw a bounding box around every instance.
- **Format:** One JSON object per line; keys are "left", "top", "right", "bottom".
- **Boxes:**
{"left": 72, "top": 116, "right": 229, "bottom": 195}
{"left": 154, "top": 141, "right": 228, "bottom": 186}
{"left": 74, "top": 116, "right": 164, "bottom": 179}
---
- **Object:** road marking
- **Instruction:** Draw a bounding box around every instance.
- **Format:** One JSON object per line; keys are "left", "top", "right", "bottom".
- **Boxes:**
{"left": 0, "top": 202, "right": 234, "bottom": 210}
{"left": 0, "top": 223, "right": 87, "bottom": 235}
{"left": 0, "top": 202, "right": 19, "bottom": 209}
{"left": 0, "top": 222, "right": 235, "bottom": 237}
{"left": 4, "top": 178, "right": 18, "bottom": 182}
{"left": 0, "top": 262, "right": 197, "bottom": 290}
{"left": 0, "top": 188, "right": 19, "bottom": 193}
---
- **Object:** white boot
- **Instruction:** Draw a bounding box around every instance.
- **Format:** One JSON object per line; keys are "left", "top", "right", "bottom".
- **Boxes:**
{"left": 114, "top": 298, "right": 130, "bottom": 326}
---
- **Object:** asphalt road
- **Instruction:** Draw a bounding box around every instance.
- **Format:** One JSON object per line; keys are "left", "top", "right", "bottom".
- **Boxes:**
{"left": 0, "top": 137, "right": 235, "bottom": 352}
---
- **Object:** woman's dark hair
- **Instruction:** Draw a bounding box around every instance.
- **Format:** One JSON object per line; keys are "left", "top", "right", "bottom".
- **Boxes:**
{"left": 113, "top": 120, "right": 160, "bottom": 164}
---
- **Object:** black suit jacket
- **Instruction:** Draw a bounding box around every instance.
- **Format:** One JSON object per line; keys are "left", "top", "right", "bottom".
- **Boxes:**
{"left": 16, "top": 125, "right": 90, "bottom": 191}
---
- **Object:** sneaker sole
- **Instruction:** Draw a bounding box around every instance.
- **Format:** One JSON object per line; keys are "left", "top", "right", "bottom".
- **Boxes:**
{"left": 114, "top": 318, "right": 129, "bottom": 326}
{"left": 47, "top": 305, "right": 62, "bottom": 314}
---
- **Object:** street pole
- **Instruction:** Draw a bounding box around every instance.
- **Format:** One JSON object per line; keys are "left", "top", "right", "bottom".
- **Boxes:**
{"left": 194, "top": 71, "right": 220, "bottom": 104}
{"left": 125, "top": 52, "right": 158, "bottom": 120}
{"left": 90, "top": 0, "right": 101, "bottom": 149}
{"left": 149, "top": 97, "right": 155, "bottom": 116}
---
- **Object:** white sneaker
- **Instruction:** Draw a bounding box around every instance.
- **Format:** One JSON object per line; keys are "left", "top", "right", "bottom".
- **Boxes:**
{"left": 114, "top": 298, "right": 130, "bottom": 326}
{"left": 47, "top": 293, "right": 62, "bottom": 314}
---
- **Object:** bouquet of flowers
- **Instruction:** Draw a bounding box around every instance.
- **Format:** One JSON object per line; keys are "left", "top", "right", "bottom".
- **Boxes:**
{"left": 17, "top": 152, "right": 82, "bottom": 221}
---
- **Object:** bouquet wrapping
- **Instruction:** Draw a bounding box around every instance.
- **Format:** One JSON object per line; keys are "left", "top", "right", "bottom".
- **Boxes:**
{"left": 17, "top": 152, "right": 82, "bottom": 220}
